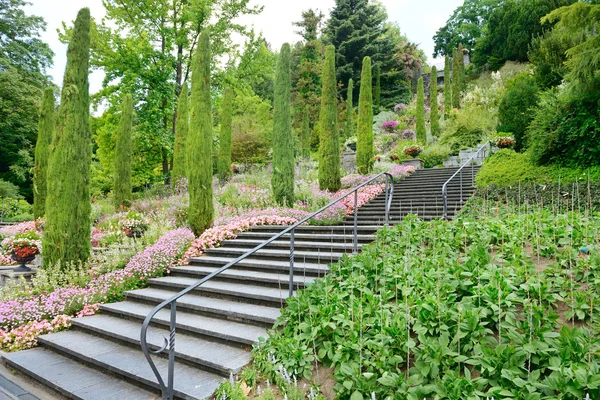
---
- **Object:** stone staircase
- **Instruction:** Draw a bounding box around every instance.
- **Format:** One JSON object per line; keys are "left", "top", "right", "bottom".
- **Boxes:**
{"left": 2, "top": 166, "right": 479, "bottom": 400}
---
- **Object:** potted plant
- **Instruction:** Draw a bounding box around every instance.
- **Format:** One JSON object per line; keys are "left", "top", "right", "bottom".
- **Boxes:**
{"left": 118, "top": 212, "right": 149, "bottom": 239}
{"left": 402, "top": 145, "right": 424, "bottom": 169}
{"left": 494, "top": 136, "right": 515, "bottom": 149}
{"left": 2, "top": 232, "right": 41, "bottom": 272}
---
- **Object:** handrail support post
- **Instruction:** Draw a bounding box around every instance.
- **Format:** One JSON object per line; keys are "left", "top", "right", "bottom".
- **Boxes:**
{"left": 353, "top": 190, "right": 358, "bottom": 254}
{"left": 288, "top": 228, "right": 295, "bottom": 298}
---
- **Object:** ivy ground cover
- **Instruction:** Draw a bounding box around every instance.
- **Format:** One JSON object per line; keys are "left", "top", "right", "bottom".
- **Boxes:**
{"left": 253, "top": 204, "right": 600, "bottom": 400}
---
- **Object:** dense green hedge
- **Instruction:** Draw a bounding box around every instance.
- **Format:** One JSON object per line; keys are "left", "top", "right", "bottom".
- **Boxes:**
{"left": 476, "top": 149, "right": 600, "bottom": 187}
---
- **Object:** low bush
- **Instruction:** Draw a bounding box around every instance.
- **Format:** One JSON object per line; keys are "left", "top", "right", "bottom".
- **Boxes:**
{"left": 476, "top": 149, "right": 600, "bottom": 187}
{"left": 420, "top": 143, "right": 452, "bottom": 168}
{"left": 439, "top": 105, "right": 494, "bottom": 153}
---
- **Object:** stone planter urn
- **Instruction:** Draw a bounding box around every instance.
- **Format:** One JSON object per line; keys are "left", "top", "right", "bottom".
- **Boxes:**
{"left": 402, "top": 158, "right": 424, "bottom": 170}
{"left": 11, "top": 253, "right": 35, "bottom": 272}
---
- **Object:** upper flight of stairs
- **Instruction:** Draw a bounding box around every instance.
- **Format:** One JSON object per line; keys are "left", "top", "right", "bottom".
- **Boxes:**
{"left": 2, "top": 166, "right": 479, "bottom": 400}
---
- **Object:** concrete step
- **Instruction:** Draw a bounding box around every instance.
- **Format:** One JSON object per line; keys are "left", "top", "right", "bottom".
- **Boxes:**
{"left": 147, "top": 276, "right": 289, "bottom": 307}
{"left": 100, "top": 301, "right": 267, "bottom": 346}
{"left": 170, "top": 265, "right": 317, "bottom": 289}
{"left": 235, "top": 231, "right": 376, "bottom": 243}
{"left": 72, "top": 314, "right": 251, "bottom": 376}
{"left": 204, "top": 247, "right": 344, "bottom": 264}
{"left": 188, "top": 255, "right": 329, "bottom": 276}
{"left": 219, "top": 238, "right": 359, "bottom": 253}
{"left": 125, "top": 287, "right": 281, "bottom": 325}
{"left": 3, "top": 348, "right": 158, "bottom": 400}
{"left": 248, "top": 225, "right": 380, "bottom": 234}
{"left": 37, "top": 330, "right": 221, "bottom": 399}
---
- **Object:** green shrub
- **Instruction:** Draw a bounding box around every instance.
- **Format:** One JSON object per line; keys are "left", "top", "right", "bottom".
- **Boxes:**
{"left": 439, "top": 104, "right": 495, "bottom": 153}
{"left": 476, "top": 149, "right": 600, "bottom": 187}
{"left": 497, "top": 73, "right": 539, "bottom": 152}
{"left": 420, "top": 143, "right": 452, "bottom": 168}
{"left": 527, "top": 89, "right": 600, "bottom": 168}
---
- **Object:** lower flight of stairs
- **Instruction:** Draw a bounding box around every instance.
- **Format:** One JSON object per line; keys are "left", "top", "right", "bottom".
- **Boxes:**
{"left": 2, "top": 166, "right": 479, "bottom": 400}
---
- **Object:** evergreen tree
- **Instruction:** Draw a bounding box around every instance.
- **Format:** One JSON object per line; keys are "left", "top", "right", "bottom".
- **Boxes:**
{"left": 324, "top": 0, "right": 410, "bottom": 106}
{"left": 430, "top": 67, "right": 440, "bottom": 137}
{"left": 345, "top": 79, "right": 354, "bottom": 139}
{"left": 172, "top": 82, "right": 188, "bottom": 185}
{"left": 457, "top": 43, "right": 466, "bottom": 93}
{"left": 302, "top": 107, "right": 311, "bottom": 157}
{"left": 272, "top": 43, "right": 294, "bottom": 206}
{"left": 374, "top": 64, "right": 381, "bottom": 113}
{"left": 217, "top": 87, "right": 233, "bottom": 180}
{"left": 188, "top": 30, "right": 214, "bottom": 235}
{"left": 318, "top": 45, "right": 341, "bottom": 191}
{"left": 43, "top": 8, "right": 91, "bottom": 267}
{"left": 356, "top": 56, "right": 374, "bottom": 175}
{"left": 114, "top": 94, "right": 133, "bottom": 209}
{"left": 443, "top": 55, "right": 452, "bottom": 116}
{"left": 451, "top": 48, "right": 461, "bottom": 108}
{"left": 33, "top": 87, "right": 54, "bottom": 219}
{"left": 416, "top": 76, "right": 426, "bottom": 144}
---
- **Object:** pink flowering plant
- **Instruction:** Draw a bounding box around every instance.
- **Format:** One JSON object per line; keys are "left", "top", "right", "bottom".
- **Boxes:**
{"left": 118, "top": 212, "right": 150, "bottom": 237}
{"left": 0, "top": 228, "right": 193, "bottom": 351}
{"left": 381, "top": 120, "right": 399, "bottom": 133}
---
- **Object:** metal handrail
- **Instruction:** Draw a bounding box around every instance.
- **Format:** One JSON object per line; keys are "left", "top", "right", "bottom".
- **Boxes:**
{"left": 442, "top": 144, "right": 488, "bottom": 219}
{"left": 140, "top": 172, "right": 395, "bottom": 399}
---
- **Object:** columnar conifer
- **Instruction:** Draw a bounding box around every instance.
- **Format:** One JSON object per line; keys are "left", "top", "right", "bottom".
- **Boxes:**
{"left": 271, "top": 43, "right": 294, "bottom": 206}
{"left": 430, "top": 67, "right": 440, "bottom": 137}
{"left": 444, "top": 55, "right": 452, "bottom": 116}
{"left": 451, "top": 47, "right": 463, "bottom": 109}
{"left": 357, "top": 56, "right": 374, "bottom": 175}
{"left": 43, "top": 8, "right": 91, "bottom": 267}
{"left": 172, "top": 83, "right": 188, "bottom": 184}
{"left": 114, "top": 94, "right": 133, "bottom": 209}
{"left": 302, "top": 107, "right": 311, "bottom": 157}
{"left": 345, "top": 79, "right": 354, "bottom": 139}
{"left": 416, "top": 76, "right": 426, "bottom": 144}
{"left": 217, "top": 87, "right": 233, "bottom": 180}
{"left": 374, "top": 64, "right": 381, "bottom": 114}
{"left": 33, "top": 87, "right": 54, "bottom": 219}
{"left": 318, "top": 45, "right": 341, "bottom": 192}
{"left": 188, "top": 30, "right": 214, "bottom": 235}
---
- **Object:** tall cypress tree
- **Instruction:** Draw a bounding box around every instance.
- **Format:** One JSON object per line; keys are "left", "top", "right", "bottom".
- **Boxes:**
{"left": 318, "top": 45, "right": 341, "bottom": 192}
{"left": 33, "top": 87, "right": 54, "bottom": 220}
{"left": 357, "top": 56, "right": 374, "bottom": 175}
{"left": 374, "top": 64, "right": 381, "bottom": 114}
{"left": 114, "top": 94, "right": 133, "bottom": 209}
{"left": 443, "top": 55, "right": 452, "bottom": 116}
{"left": 272, "top": 43, "right": 294, "bottom": 206}
{"left": 416, "top": 76, "right": 426, "bottom": 144}
{"left": 43, "top": 8, "right": 91, "bottom": 267}
{"left": 188, "top": 30, "right": 213, "bottom": 235}
{"left": 172, "top": 82, "right": 188, "bottom": 185}
{"left": 430, "top": 67, "right": 440, "bottom": 138}
{"left": 457, "top": 43, "right": 466, "bottom": 93}
{"left": 451, "top": 48, "right": 462, "bottom": 109}
{"left": 217, "top": 87, "right": 233, "bottom": 180}
{"left": 302, "top": 107, "right": 311, "bottom": 158}
{"left": 345, "top": 79, "right": 354, "bottom": 139}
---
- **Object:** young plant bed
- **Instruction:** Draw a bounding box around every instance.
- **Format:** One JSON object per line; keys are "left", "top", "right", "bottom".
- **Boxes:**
{"left": 249, "top": 204, "right": 600, "bottom": 399}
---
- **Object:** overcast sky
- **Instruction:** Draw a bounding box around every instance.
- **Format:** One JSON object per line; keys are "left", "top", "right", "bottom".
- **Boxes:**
{"left": 26, "top": 0, "right": 462, "bottom": 93}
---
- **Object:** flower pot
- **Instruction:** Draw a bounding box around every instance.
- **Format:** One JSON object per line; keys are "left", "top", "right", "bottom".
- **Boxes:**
{"left": 11, "top": 253, "right": 35, "bottom": 272}
{"left": 348, "top": 143, "right": 357, "bottom": 152}
{"left": 402, "top": 158, "right": 424, "bottom": 170}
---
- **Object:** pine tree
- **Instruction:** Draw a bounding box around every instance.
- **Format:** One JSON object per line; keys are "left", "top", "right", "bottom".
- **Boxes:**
{"left": 416, "top": 76, "right": 426, "bottom": 144}
{"left": 357, "top": 56, "right": 374, "bottom": 175}
{"left": 430, "top": 67, "right": 440, "bottom": 137}
{"left": 217, "top": 87, "right": 233, "bottom": 180}
{"left": 374, "top": 64, "right": 381, "bottom": 113}
{"left": 33, "top": 87, "right": 54, "bottom": 219}
{"left": 272, "top": 43, "right": 294, "bottom": 206}
{"left": 188, "top": 30, "right": 214, "bottom": 235}
{"left": 318, "top": 45, "right": 341, "bottom": 191}
{"left": 43, "top": 8, "right": 91, "bottom": 267}
{"left": 302, "top": 107, "right": 311, "bottom": 157}
{"left": 324, "top": 0, "right": 410, "bottom": 106}
{"left": 114, "top": 94, "right": 133, "bottom": 209}
{"left": 172, "top": 83, "right": 188, "bottom": 185}
{"left": 443, "top": 55, "right": 452, "bottom": 116}
{"left": 345, "top": 79, "right": 354, "bottom": 139}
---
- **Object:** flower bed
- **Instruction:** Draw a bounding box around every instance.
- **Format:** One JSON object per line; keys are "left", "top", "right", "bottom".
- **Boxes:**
{"left": 0, "top": 228, "right": 194, "bottom": 351}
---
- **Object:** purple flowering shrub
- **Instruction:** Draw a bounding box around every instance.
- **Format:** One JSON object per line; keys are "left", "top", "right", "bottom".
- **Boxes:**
{"left": 381, "top": 120, "right": 399, "bottom": 133}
